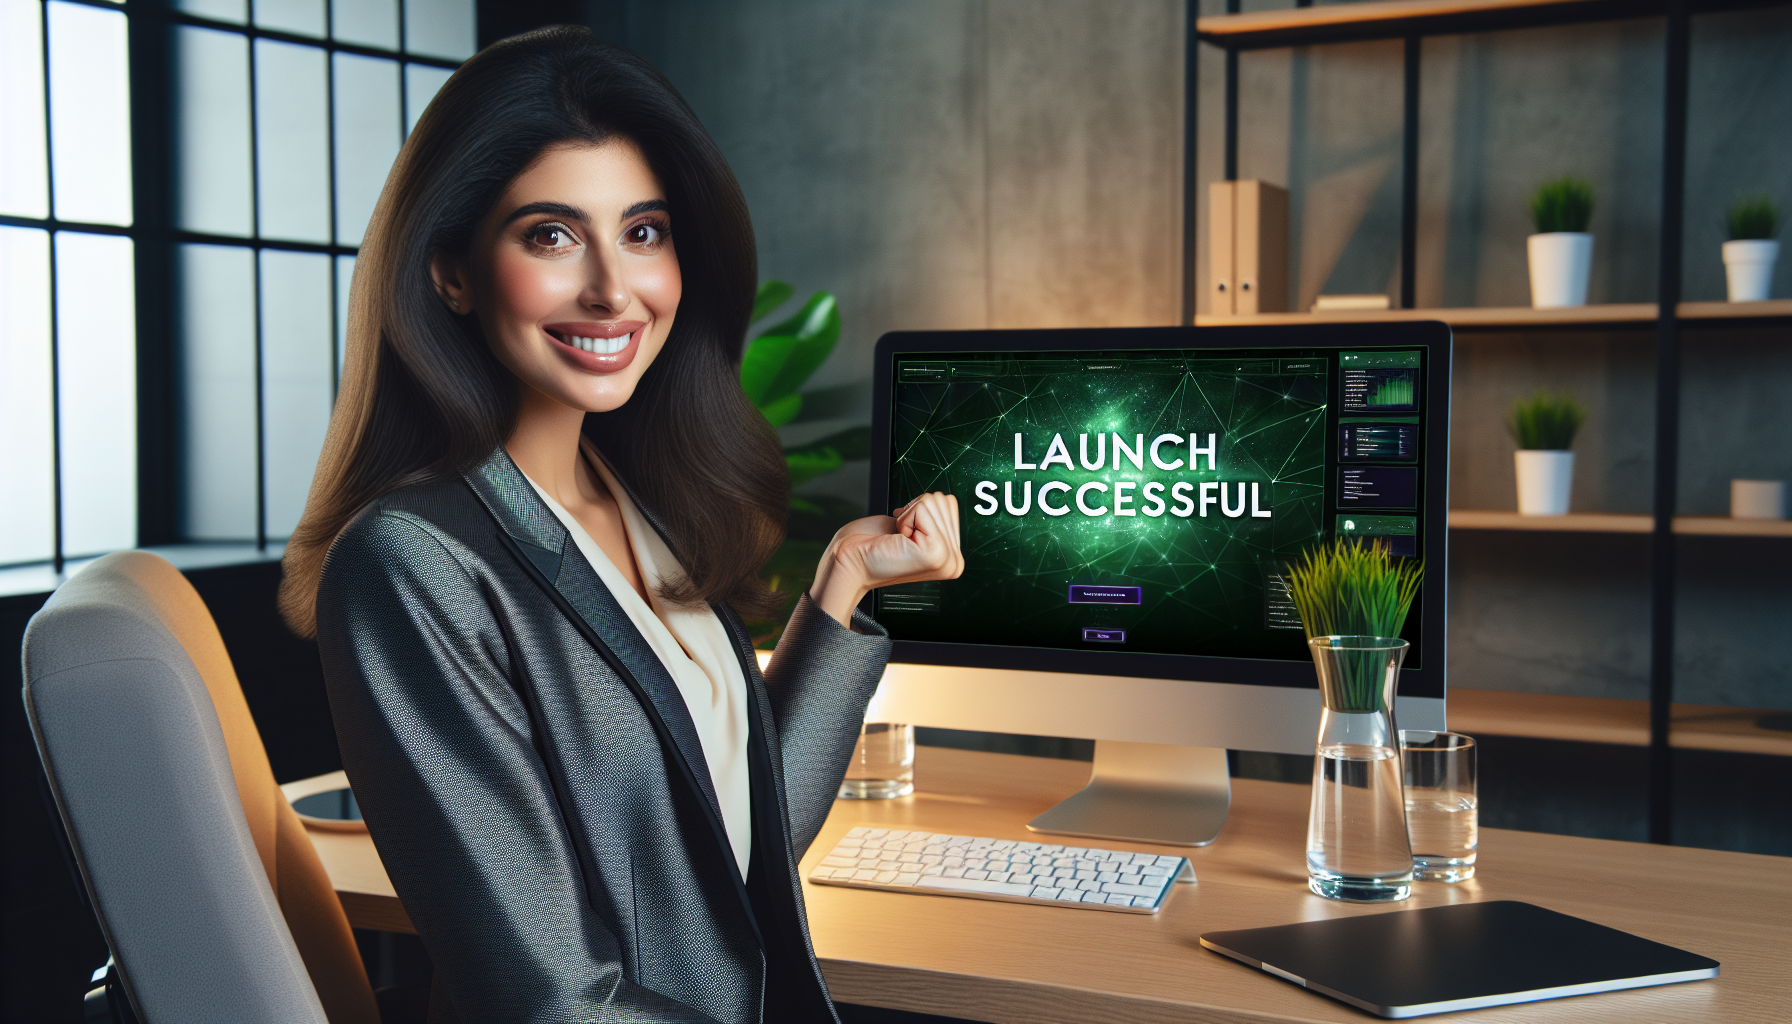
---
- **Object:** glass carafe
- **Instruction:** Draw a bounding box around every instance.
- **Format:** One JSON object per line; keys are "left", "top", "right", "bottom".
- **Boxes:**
{"left": 1306, "top": 636, "right": 1413, "bottom": 903}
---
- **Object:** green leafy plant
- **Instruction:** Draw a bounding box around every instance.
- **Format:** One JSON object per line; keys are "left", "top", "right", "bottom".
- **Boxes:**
{"left": 740, "top": 281, "right": 874, "bottom": 645}
{"left": 1284, "top": 538, "right": 1425, "bottom": 644}
{"left": 1507, "top": 389, "right": 1585, "bottom": 450}
{"left": 1530, "top": 177, "right": 1594, "bottom": 234}
{"left": 1727, "top": 195, "right": 1780, "bottom": 241}
{"left": 740, "top": 280, "right": 872, "bottom": 502}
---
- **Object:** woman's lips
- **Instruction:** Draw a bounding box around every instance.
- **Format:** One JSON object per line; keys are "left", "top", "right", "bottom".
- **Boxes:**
{"left": 544, "top": 321, "right": 645, "bottom": 373}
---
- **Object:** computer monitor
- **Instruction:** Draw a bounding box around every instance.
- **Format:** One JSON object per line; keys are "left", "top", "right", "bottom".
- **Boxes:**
{"left": 865, "top": 322, "right": 1451, "bottom": 846}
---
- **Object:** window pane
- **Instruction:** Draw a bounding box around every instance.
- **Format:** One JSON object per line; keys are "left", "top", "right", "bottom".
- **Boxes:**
{"left": 254, "top": 0, "right": 323, "bottom": 37}
{"left": 56, "top": 232, "right": 136, "bottom": 557}
{"left": 256, "top": 40, "right": 330, "bottom": 242}
{"left": 47, "top": 1, "right": 132, "bottom": 226}
{"left": 332, "top": 52, "right": 400, "bottom": 246}
{"left": 332, "top": 0, "right": 396, "bottom": 50}
{"left": 176, "top": 26, "right": 253, "bottom": 236}
{"left": 0, "top": 0, "right": 48, "bottom": 219}
{"left": 0, "top": 227, "right": 53, "bottom": 564}
{"left": 403, "top": 0, "right": 473, "bottom": 61}
{"left": 260, "top": 250, "right": 333, "bottom": 540}
{"left": 177, "top": 0, "right": 247, "bottom": 24}
{"left": 404, "top": 62, "right": 453, "bottom": 135}
{"left": 336, "top": 253, "right": 354, "bottom": 379}
{"left": 180, "top": 244, "right": 257, "bottom": 540}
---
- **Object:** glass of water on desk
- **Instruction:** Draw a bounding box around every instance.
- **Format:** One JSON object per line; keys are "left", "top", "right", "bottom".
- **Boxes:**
{"left": 1401, "top": 731, "right": 1477, "bottom": 882}
{"left": 839, "top": 723, "right": 915, "bottom": 799}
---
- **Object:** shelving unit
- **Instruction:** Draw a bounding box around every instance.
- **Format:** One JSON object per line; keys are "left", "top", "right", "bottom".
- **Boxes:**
{"left": 1189, "top": 0, "right": 1792, "bottom": 846}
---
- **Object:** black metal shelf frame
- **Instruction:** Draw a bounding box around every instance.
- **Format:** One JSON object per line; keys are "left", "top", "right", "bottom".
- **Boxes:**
{"left": 1183, "top": 0, "right": 1792, "bottom": 846}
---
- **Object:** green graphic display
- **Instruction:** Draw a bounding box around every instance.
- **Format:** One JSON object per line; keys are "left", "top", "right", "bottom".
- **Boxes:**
{"left": 1372, "top": 378, "right": 1413, "bottom": 407}
{"left": 884, "top": 350, "right": 1331, "bottom": 660}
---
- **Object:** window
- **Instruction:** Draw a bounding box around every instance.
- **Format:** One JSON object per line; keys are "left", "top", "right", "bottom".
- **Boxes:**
{"left": 2, "top": 0, "right": 135, "bottom": 568}
{"left": 0, "top": 0, "right": 471, "bottom": 574}
{"left": 171, "top": 0, "right": 471, "bottom": 546}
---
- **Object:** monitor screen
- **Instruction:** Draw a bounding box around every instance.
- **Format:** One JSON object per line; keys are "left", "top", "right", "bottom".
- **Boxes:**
{"left": 869, "top": 324, "right": 1450, "bottom": 697}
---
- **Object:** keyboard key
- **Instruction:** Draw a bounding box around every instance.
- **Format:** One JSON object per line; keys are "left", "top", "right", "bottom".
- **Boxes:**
{"left": 895, "top": 872, "right": 921, "bottom": 885}
{"left": 852, "top": 869, "right": 877, "bottom": 881}
{"left": 1105, "top": 894, "right": 1132, "bottom": 906}
{"left": 917, "top": 875, "right": 1035, "bottom": 898}
{"left": 1033, "top": 886, "right": 1062, "bottom": 899}
{"left": 1101, "top": 881, "right": 1162, "bottom": 897}
{"left": 1132, "top": 896, "right": 1155, "bottom": 908}
{"left": 874, "top": 870, "right": 899, "bottom": 883}
{"left": 820, "top": 856, "right": 857, "bottom": 868}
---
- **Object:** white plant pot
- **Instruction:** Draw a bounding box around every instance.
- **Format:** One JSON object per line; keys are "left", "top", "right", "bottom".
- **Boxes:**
{"left": 1731, "top": 479, "right": 1788, "bottom": 520}
{"left": 1723, "top": 239, "right": 1779, "bottom": 302}
{"left": 1528, "top": 233, "right": 1593, "bottom": 308}
{"left": 1515, "top": 450, "right": 1574, "bottom": 516}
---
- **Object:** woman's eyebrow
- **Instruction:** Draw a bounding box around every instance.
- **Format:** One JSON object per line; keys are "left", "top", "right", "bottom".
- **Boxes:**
{"left": 622, "top": 199, "right": 669, "bottom": 218}
{"left": 501, "top": 201, "right": 587, "bottom": 227}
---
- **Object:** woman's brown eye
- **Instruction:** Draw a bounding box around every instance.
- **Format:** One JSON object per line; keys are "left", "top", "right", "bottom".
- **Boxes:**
{"left": 627, "top": 223, "right": 661, "bottom": 245}
{"left": 530, "top": 225, "right": 573, "bottom": 248}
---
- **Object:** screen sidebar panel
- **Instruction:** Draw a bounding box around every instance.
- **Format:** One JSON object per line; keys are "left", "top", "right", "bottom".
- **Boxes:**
{"left": 869, "top": 325, "right": 1450, "bottom": 700}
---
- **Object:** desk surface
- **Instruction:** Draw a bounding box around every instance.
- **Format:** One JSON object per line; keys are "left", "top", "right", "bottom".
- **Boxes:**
{"left": 310, "top": 746, "right": 1791, "bottom": 1023}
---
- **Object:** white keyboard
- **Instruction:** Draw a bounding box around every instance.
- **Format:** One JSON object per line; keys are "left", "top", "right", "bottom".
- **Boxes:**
{"left": 807, "top": 827, "right": 1193, "bottom": 914}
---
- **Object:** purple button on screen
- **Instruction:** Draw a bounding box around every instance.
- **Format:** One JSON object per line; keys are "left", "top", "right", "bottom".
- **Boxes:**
{"left": 1068, "top": 584, "right": 1142, "bottom": 605}
{"left": 1083, "top": 628, "right": 1126, "bottom": 643}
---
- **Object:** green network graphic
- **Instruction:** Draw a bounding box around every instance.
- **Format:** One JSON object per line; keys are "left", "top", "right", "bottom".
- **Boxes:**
{"left": 885, "top": 351, "right": 1330, "bottom": 660}
{"left": 1372, "top": 378, "right": 1414, "bottom": 408}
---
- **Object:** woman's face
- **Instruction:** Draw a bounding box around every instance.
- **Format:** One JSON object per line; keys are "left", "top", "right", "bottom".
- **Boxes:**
{"left": 435, "top": 139, "right": 681, "bottom": 414}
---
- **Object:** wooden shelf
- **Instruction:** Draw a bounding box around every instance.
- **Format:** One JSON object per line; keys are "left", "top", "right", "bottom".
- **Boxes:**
{"left": 1448, "top": 510, "right": 1792, "bottom": 536}
{"left": 1194, "top": 0, "right": 1775, "bottom": 50}
{"left": 1193, "top": 299, "right": 1792, "bottom": 329}
{"left": 1449, "top": 509, "right": 1650, "bottom": 532}
{"left": 1674, "top": 515, "right": 1792, "bottom": 537}
{"left": 1449, "top": 688, "right": 1792, "bottom": 756}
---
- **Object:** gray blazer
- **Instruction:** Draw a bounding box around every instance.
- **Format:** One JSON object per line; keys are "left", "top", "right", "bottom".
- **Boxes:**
{"left": 315, "top": 448, "right": 890, "bottom": 1022}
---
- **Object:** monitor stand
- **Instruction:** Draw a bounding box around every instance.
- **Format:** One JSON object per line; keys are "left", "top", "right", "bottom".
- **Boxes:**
{"left": 1026, "top": 741, "right": 1231, "bottom": 847}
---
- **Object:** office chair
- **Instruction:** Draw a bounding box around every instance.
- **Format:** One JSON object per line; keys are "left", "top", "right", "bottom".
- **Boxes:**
{"left": 22, "top": 551, "right": 380, "bottom": 1024}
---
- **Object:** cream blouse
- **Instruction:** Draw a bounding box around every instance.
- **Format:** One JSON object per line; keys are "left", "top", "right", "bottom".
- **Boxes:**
{"left": 521, "top": 450, "right": 753, "bottom": 878}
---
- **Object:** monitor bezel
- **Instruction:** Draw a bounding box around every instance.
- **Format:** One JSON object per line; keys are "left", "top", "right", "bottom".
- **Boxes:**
{"left": 866, "top": 321, "right": 1452, "bottom": 700}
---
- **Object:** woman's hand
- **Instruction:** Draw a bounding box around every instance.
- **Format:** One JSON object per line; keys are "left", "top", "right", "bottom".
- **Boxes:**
{"left": 809, "top": 492, "right": 964, "bottom": 628}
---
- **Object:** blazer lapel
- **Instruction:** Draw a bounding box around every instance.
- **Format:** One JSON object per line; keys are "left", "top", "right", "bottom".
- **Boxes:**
{"left": 461, "top": 448, "right": 728, "bottom": 833}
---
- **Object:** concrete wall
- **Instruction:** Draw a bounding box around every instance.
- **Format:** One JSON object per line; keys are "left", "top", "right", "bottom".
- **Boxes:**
{"left": 607, "top": 2, "right": 1791, "bottom": 708}
{"left": 622, "top": 0, "right": 1185, "bottom": 507}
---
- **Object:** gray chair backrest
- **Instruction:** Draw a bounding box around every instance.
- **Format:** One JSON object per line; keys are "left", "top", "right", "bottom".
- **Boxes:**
{"left": 22, "top": 552, "right": 329, "bottom": 1024}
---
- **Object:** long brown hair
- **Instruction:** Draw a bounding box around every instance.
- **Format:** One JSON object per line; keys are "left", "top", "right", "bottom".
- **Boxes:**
{"left": 280, "top": 26, "right": 787, "bottom": 636}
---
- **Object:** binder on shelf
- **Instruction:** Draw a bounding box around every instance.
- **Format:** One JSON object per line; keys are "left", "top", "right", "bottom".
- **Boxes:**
{"left": 1208, "top": 179, "right": 1289, "bottom": 315}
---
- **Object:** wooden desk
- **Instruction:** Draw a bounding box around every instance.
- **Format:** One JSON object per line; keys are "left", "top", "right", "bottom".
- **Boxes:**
{"left": 310, "top": 747, "right": 1791, "bottom": 1022}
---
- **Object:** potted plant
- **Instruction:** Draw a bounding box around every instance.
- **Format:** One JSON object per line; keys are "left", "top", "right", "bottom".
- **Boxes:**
{"left": 1508, "top": 390, "right": 1585, "bottom": 516}
{"left": 1723, "top": 195, "right": 1780, "bottom": 302}
{"left": 1527, "top": 177, "right": 1594, "bottom": 308}
{"left": 737, "top": 280, "right": 874, "bottom": 645}
{"left": 1285, "top": 538, "right": 1425, "bottom": 904}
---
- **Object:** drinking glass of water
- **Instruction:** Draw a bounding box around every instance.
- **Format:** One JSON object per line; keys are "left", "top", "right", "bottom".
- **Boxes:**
{"left": 1400, "top": 731, "right": 1477, "bottom": 882}
{"left": 839, "top": 722, "right": 915, "bottom": 799}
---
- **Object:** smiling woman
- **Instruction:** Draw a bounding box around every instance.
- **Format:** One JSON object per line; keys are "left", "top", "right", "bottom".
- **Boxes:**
{"left": 273, "top": 26, "right": 961, "bottom": 1023}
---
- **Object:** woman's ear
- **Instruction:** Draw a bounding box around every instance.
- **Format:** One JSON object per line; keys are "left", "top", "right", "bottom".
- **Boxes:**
{"left": 429, "top": 251, "right": 473, "bottom": 314}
